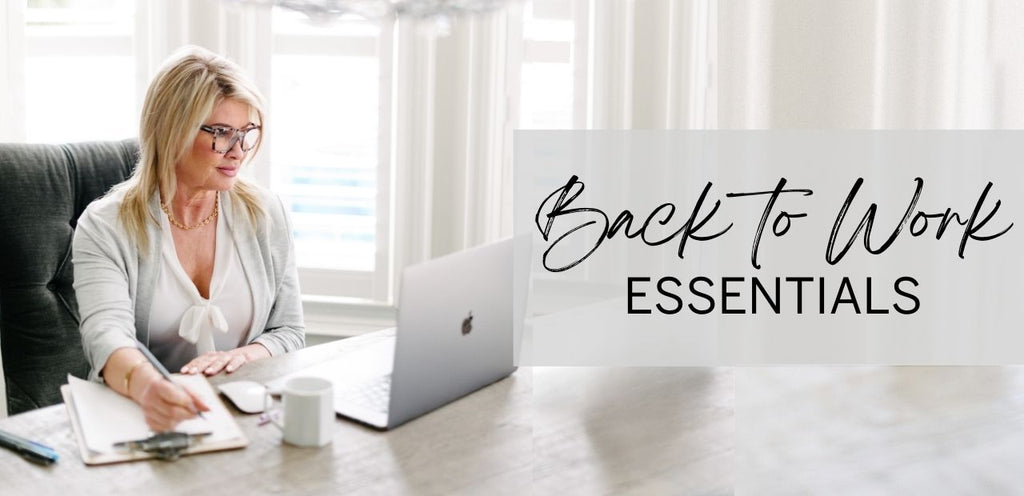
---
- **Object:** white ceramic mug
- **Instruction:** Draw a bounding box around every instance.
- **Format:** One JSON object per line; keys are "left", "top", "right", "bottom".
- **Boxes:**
{"left": 269, "top": 376, "right": 334, "bottom": 447}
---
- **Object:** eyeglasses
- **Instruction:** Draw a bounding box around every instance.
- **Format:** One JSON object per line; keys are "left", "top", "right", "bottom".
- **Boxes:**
{"left": 199, "top": 124, "right": 261, "bottom": 154}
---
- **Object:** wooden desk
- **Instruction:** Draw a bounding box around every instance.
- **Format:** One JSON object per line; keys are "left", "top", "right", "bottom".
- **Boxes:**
{"left": 0, "top": 331, "right": 732, "bottom": 495}
{"left": 8, "top": 333, "right": 1022, "bottom": 495}
{"left": 737, "top": 366, "right": 1024, "bottom": 495}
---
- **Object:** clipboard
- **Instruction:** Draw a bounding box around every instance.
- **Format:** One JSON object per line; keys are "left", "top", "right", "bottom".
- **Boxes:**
{"left": 61, "top": 374, "right": 248, "bottom": 465}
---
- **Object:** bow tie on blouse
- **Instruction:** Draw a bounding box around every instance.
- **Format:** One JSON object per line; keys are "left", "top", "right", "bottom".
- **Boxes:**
{"left": 178, "top": 302, "right": 229, "bottom": 354}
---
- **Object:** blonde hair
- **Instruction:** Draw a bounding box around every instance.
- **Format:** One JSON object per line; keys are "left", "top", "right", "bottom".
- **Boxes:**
{"left": 115, "top": 45, "right": 266, "bottom": 253}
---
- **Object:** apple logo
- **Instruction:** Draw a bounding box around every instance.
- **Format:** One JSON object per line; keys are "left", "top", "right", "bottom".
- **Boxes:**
{"left": 461, "top": 311, "right": 473, "bottom": 335}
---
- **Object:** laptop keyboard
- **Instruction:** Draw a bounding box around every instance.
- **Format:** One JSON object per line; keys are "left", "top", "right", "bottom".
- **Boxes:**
{"left": 337, "top": 374, "right": 392, "bottom": 413}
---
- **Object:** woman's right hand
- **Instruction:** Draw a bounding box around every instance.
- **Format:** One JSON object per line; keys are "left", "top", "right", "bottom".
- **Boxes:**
{"left": 131, "top": 366, "right": 211, "bottom": 432}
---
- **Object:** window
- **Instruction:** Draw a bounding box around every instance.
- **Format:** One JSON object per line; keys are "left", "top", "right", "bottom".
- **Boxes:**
{"left": 270, "top": 9, "right": 392, "bottom": 300}
{"left": 23, "top": 0, "right": 136, "bottom": 142}
{"left": 518, "top": 0, "right": 579, "bottom": 130}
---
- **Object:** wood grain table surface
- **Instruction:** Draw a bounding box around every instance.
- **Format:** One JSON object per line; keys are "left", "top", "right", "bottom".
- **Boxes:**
{"left": 5, "top": 330, "right": 1019, "bottom": 495}
{"left": 736, "top": 366, "right": 1024, "bottom": 495}
{"left": 0, "top": 330, "right": 735, "bottom": 495}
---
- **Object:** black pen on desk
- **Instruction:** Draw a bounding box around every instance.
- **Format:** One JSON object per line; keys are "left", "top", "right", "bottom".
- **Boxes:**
{"left": 0, "top": 429, "right": 58, "bottom": 465}
{"left": 135, "top": 342, "right": 207, "bottom": 420}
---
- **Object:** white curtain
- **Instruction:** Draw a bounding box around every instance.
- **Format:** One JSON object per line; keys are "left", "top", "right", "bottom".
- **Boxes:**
{"left": 421, "top": 0, "right": 721, "bottom": 264}
{"left": 397, "top": 10, "right": 514, "bottom": 268}
{"left": 717, "top": 0, "right": 1023, "bottom": 129}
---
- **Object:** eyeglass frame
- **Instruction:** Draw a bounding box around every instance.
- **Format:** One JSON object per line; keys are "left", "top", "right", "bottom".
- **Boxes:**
{"left": 198, "top": 124, "right": 262, "bottom": 154}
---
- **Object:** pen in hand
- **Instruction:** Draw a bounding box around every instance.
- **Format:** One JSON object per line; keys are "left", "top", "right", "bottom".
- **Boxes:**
{"left": 135, "top": 342, "right": 207, "bottom": 420}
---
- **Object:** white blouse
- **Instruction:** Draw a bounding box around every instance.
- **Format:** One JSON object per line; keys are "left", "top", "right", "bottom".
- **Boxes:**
{"left": 148, "top": 197, "right": 254, "bottom": 372}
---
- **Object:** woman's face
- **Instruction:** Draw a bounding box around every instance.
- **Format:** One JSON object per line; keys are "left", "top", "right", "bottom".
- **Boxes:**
{"left": 177, "top": 98, "right": 256, "bottom": 196}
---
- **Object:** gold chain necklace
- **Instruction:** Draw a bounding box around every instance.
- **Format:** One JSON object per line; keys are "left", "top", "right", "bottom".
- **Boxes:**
{"left": 161, "top": 200, "right": 218, "bottom": 230}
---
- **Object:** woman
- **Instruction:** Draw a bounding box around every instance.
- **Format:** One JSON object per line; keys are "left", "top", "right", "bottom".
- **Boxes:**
{"left": 73, "top": 46, "right": 304, "bottom": 431}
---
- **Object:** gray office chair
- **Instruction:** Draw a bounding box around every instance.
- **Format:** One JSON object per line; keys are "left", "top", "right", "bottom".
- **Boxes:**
{"left": 0, "top": 139, "right": 137, "bottom": 415}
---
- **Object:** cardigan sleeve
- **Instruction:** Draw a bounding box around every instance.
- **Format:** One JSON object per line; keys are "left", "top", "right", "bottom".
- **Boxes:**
{"left": 250, "top": 192, "right": 305, "bottom": 355}
{"left": 72, "top": 201, "right": 139, "bottom": 382}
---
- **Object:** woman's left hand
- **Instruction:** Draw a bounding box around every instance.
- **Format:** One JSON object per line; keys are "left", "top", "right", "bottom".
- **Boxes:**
{"left": 180, "top": 343, "right": 271, "bottom": 376}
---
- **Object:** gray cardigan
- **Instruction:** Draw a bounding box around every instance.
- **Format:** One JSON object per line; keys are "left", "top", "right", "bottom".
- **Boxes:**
{"left": 72, "top": 185, "right": 305, "bottom": 382}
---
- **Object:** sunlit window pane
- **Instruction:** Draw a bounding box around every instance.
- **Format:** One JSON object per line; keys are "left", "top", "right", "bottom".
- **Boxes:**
{"left": 26, "top": 0, "right": 133, "bottom": 35}
{"left": 520, "top": 63, "right": 573, "bottom": 129}
{"left": 271, "top": 14, "right": 380, "bottom": 272}
{"left": 519, "top": 0, "right": 575, "bottom": 130}
{"left": 24, "top": 0, "right": 135, "bottom": 143}
{"left": 25, "top": 56, "right": 136, "bottom": 142}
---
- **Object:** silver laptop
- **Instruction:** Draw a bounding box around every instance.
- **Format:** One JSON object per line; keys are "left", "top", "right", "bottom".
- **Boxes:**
{"left": 269, "top": 237, "right": 523, "bottom": 430}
